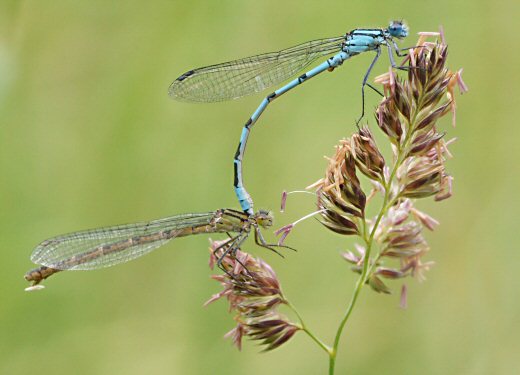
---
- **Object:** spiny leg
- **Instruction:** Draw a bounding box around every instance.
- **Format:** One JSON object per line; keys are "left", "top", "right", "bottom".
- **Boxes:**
{"left": 213, "top": 235, "right": 241, "bottom": 278}
{"left": 254, "top": 227, "right": 297, "bottom": 256}
{"left": 387, "top": 44, "right": 409, "bottom": 72}
{"left": 386, "top": 44, "right": 422, "bottom": 72}
{"left": 395, "top": 44, "right": 427, "bottom": 57}
{"left": 213, "top": 235, "right": 237, "bottom": 262}
{"left": 215, "top": 233, "right": 253, "bottom": 279}
{"left": 387, "top": 44, "right": 425, "bottom": 73}
{"left": 356, "top": 47, "right": 382, "bottom": 127}
{"left": 367, "top": 83, "right": 384, "bottom": 97}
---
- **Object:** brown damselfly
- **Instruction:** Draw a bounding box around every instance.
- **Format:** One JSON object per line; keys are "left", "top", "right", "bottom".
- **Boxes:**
{"left": 24, "top": 209, "right": 281, "bottom": 290}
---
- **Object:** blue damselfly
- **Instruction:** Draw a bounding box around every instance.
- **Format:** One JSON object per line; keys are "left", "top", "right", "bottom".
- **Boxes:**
{"left": 169, "top": 21, "right": 409, "bottom": 215}
{"left": 25, "top": 209, "right": 275, "bottom": 289}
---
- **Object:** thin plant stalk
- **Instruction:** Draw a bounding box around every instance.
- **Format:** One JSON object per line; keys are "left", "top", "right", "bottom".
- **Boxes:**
{"left": 329, "top": 101, "right": 420, "bottom": 374}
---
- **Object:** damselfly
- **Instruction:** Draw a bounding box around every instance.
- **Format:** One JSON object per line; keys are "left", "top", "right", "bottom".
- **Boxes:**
{"left": 169, "top": 21, "right": 409, "bottom": 215}
{"left": 24, "top": 209, "right": 276, "bottom": 290}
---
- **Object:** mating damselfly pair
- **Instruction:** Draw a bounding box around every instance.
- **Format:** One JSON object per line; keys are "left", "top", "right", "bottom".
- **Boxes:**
{"left": 25, "top": 21, "right": 409, "bottom": 288}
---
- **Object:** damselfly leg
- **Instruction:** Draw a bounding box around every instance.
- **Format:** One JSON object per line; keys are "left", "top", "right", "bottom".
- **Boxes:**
{"left": 254, "top": 227, "right": 296, "bottom": 255}
{"left": 356, "top": 47, "right": 383, "bottom": 126}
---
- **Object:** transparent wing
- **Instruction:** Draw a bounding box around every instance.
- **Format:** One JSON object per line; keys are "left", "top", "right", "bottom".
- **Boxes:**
{"left": 30, "top": 212, "right": 217, "bottom": 271}
{"left": 169, "top": 36, "right": 344, "bottom": 102}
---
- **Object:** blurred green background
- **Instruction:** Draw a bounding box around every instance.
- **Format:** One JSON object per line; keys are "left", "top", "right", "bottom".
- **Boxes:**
{"left": 0, "top": 1, "right": 517, "bottom": 374}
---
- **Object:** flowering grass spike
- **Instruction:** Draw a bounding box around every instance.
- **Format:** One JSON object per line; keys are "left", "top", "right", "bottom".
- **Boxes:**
{"left": 206, "top": 240, "right": 299, "bottom": 351}
{"left": 312, "top": 36, "right": 466, "bottom": 296}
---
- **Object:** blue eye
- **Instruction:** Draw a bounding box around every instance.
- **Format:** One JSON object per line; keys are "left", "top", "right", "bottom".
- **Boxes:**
{"left": 388, "top": 21, "right": 408, "bottom": 38}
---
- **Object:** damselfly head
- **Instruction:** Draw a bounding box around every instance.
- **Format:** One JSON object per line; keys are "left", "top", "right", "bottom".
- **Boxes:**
{"left": 388, "top": 20, "right": 408, "bottom": 39}
{"left": 255, "top": 210, "right": 273, "bottom": 229}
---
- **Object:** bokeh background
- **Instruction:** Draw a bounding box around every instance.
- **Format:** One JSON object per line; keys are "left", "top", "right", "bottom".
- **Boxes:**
{"left": 1, "top": 1, "right": 517, "bottom": 374}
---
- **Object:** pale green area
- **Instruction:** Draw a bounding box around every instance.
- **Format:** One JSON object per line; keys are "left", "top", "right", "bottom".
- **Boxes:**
{"left": 0, "top": 1, "right": 517, "bottom": 374}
